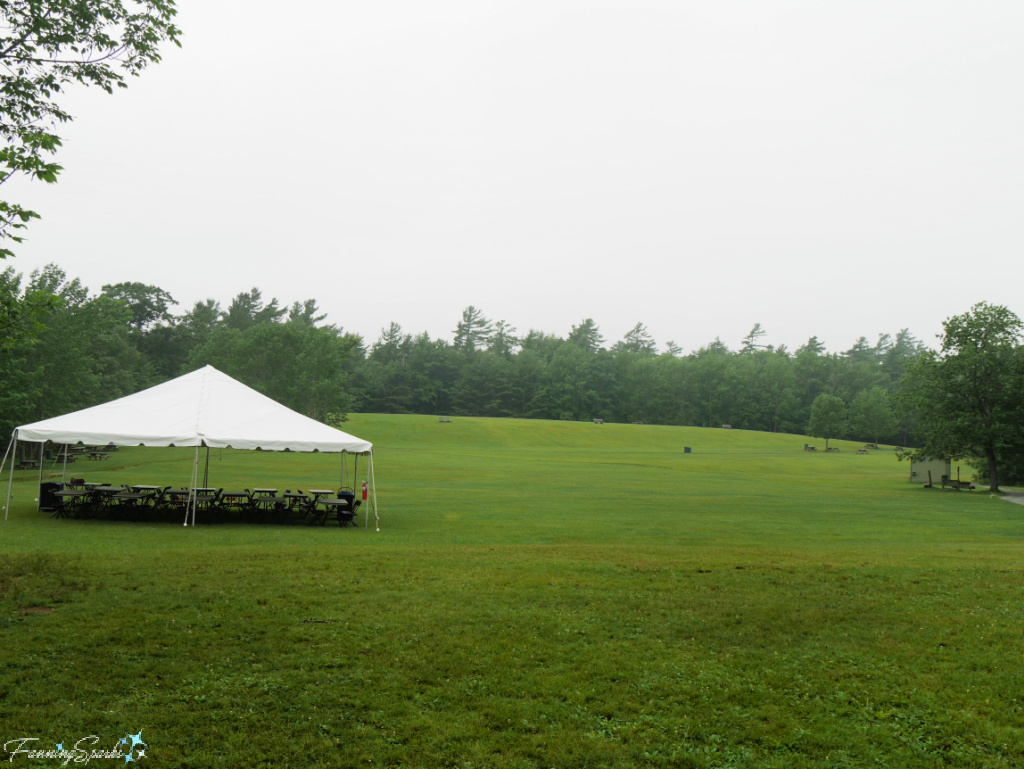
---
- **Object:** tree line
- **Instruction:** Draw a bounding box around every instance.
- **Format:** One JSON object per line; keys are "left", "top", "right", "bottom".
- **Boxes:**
{"left": 1, "top": 265, "right": 926, "bottom": 444}
{"left": 6, "top": 266, "right": 1024, "bottom": 488}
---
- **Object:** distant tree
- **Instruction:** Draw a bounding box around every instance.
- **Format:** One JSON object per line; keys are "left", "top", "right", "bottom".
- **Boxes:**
{"left": 849, "top": 386, "right": 896, "bottom": 445}
{"left": 370, "top": 322, "right": 410, "bottom": 366}
{"left": 567, "top": 318, "right": 604, "bottom": 352}
{"left": 740, "top": 323, "right": 767, "bottom": 354}
{"left": 453, "top": 306, "right": 492, "bottom": 352}
{"left": 663, "top": 340, "right": 683, "bottom": 357}
{"left": 0, "top": 266, "right": 57, "bottom": 350}
{"left": 101, "top": 282, "right": 176, "bottom": 333}
{"left": 807, "top": 393, "right": 847, "bottom": 450}
{"left": 287, "top": 299, "right": 326, "bottom": 328}
{"left": 900, "top": 303, "right": 1024, "bottom": 492}
{"left": 797, "top": 336, "right": 826, "bottom": 356}
{"left": 615, "top": 322, "right": 656, "bottom": 355}
{"left": 879, "top": 328, "right": 925, "bottom": 381}
{"left": 845, "top": 336, "right": 874, "bottom": 362}
{"left": 0, "top": 265, "right": 141, "bottom": 434}
{"left": 0, "top": 1, "right": 181, "bottom": 258}
{"left": 487, "top": 320, "right": 519, "bottom": 358}
{"left": 179, "top": 299, "right": 220, "bottom": 343}
{"left": 224, "top": 288, "right": 284, "bottom": 330}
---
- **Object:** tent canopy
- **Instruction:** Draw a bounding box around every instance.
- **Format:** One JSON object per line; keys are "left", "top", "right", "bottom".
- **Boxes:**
{"left": 14, "top": 365, "right": 372, "bottom": 454}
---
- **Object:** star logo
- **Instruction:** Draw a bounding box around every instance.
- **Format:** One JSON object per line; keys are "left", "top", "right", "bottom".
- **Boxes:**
{"left": 121, "top": 729, "right": 147, "bottom": 762}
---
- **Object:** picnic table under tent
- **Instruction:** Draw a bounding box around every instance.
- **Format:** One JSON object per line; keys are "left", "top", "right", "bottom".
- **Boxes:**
{"left": 2, "top": 365, "right": 378, "bottom": 528}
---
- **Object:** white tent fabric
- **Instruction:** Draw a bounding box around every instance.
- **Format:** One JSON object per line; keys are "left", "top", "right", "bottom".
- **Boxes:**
{"left": 14, "top": 365, "right": 372, "bottom": 453}
{"left": 5, "top": 366, "right": 378, "bottom": 528}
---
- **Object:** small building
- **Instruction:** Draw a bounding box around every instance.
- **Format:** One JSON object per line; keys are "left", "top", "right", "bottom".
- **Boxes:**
{"left": 909, "top": 457, "right": 951, "bottom": 485}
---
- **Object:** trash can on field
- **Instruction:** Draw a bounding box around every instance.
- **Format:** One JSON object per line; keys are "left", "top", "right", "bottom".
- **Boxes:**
{"left": 39, "top": 481, "right": 62, "bottom": 513}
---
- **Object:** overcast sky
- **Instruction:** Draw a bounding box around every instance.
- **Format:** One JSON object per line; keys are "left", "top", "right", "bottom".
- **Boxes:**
{"left": 9, "top": 1, "right": 1024, "bottom": 354}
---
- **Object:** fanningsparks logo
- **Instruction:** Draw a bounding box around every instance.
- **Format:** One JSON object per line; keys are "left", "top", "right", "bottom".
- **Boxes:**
{"left": 3, "top": 730, "right": 146, "bottom": 764}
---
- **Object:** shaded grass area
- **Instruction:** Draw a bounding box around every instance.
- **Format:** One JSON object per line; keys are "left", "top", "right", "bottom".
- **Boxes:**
{"left": 1, "top": 416, "right": 1023, "bottom": 766}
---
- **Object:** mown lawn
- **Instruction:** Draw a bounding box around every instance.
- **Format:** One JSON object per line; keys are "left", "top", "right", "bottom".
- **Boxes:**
{"left": 1, "top": 416, "right": 1022, "bottom": 768}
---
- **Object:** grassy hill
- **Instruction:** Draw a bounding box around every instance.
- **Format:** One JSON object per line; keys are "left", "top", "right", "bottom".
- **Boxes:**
{"left": 1, "top": 416, "right": 1021, "bottom": 767}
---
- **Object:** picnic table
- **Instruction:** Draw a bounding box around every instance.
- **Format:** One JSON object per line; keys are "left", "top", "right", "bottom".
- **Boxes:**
{"left": 109, "top": 488, "right": 159, "bottom": 519}
{"left": 51, "top": 488, "right": 90, "bottom": 518}
{"left": 280, "top": 490, "right": 316, "bottom": 523}
{"left": 319, "top": 493, "right": 362, "bottom": 527}
{"left": 944, "top": 479, "right": 975, "bottom": 491}
{"left": 220, "top": 491, "right": 254, "bottom": 514}
{"left": 250, "top": 489, "right": 284, "bottom": 520}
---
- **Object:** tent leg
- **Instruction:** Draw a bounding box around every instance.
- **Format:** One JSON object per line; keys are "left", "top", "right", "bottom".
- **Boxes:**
{"left": 368, "top": 452, "right": 379, "bottom": 532}
{"left": 3, "top": 432, "right": 16, "bottom": 521}
{"left": 184, "top": 446, "right": 199, "bottom": 527}
{"left": 36, "top": 442, "right": 45, "bottom": 511}
{"left": 191, "top": 447, "right": 200, "bottom": 527}
{"left": 192, "top": 446, "right": 203, "bottom": 527}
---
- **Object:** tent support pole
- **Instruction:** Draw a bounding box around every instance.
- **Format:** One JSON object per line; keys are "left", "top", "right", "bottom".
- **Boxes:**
{"left": 203, "top": 445, "right": 210, "bottom": 488}
{"left": 60, "top": 442, "right": 67, "bottom": 484}
{"left": 368, "top": 452, "right": 379, "bottom": 532}
{"left": 184, "top": 446, "right": 199, "bottom": 527}
{"left": 3, "top": 432, "right": 16, "bottom": 521}
{"left": 191, "top": 446, "right": 200, "bottom": 527}
{"left": 36, "top": 443, "right": 45, "bottom": 511}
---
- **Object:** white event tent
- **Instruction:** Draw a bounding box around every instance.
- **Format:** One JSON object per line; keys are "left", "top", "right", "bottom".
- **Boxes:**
{"left": 2, "top": 365, "right": 377, "bottom": 527}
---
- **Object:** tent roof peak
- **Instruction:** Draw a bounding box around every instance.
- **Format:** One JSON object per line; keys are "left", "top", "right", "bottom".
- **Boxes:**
{"left": 14, "top": 366, "right": 372, "bottom": 454}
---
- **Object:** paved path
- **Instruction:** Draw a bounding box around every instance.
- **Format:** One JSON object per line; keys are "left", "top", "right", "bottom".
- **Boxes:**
{"left": 974, "top": 486, "right": 1024, "bottom": 505}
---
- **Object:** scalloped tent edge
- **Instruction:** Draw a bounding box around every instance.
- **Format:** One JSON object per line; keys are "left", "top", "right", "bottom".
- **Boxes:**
{"left": 2, "top": 365, "right": 378, "bottom": 528}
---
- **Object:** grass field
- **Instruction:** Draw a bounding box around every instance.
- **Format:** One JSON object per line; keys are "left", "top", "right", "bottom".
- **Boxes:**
{"left": 1, "top": 416, "right": 1022, "bottom": 768}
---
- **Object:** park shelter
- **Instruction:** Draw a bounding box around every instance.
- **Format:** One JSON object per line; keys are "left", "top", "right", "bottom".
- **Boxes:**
{"left": 2, "top": 365, "right": 377, "bottom": 526}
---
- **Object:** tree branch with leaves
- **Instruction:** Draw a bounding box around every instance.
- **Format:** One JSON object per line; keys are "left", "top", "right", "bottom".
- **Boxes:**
{"left": 0, "top": 0, "right": 181, "bottom": 257}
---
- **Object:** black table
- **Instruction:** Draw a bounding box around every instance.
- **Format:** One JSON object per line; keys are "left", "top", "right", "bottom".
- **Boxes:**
{"left": 320, "top": 496, "right": 362, "bottom": 527}
{"left": 109, "top": 490, "right": 157, "bottom": 519}
{"left": 220, "top": 491, "right": 253, "bottom": 515}
{"left": 51, "top": 489, "right": 90, "bottom": 518}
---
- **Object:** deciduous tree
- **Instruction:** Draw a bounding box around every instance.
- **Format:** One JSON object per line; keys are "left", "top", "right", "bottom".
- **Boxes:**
{"left": 900, "top": 303, "right": 1024, "bottom": 492}
{"left": 849, "top": 386, "right": 896, "bottom": 445}
{"left": 807, "top": 393, "right": 847, "bottom": 450}
{"left": 0, "top": 1, "right": 181, "bottom": 257}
